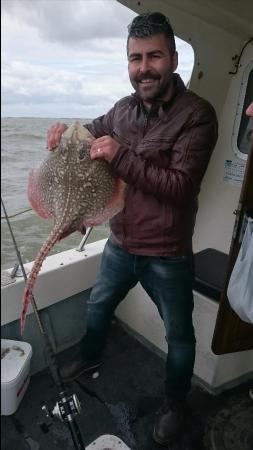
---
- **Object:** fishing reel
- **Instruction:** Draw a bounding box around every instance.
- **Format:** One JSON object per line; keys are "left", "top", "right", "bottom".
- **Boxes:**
{"left": 41, "top": 393, "right": 82, "bottom": 432}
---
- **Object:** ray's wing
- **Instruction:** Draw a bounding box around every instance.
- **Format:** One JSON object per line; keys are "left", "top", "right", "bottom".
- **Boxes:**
{"left": 28, "top": 168, "right": 54, "bottom": 219}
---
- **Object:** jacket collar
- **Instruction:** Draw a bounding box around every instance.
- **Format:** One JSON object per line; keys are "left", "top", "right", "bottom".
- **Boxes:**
{"left": 129, "top": 73, "right": 186, "bottom": 120}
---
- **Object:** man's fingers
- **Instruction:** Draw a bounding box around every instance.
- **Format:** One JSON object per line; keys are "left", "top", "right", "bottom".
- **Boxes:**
{"left": 46, "top": 122, "right": 68, "bottom": 150}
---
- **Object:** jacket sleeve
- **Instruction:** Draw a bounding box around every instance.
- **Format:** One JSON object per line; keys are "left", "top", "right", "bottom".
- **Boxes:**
{"left": 85, "top": 106, "right": 115, "bottom": 138}
{"left": 110, "top": 103, "right": 218, "bottom": 205}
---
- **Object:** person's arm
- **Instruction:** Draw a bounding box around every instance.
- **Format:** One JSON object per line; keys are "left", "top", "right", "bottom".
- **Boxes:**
{"left": 46, "top": 105, "right": 116, "bottom": 150}
{"left": 85, "top": 105, "right": 115, "bottom": 138}
{"left": 109, "top": 104, "right": 218, "bottom": 205}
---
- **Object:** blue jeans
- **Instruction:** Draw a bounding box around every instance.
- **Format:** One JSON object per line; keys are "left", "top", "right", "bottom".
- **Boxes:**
{"left": 81, "top": 237, "right": 196, "bottom": 403}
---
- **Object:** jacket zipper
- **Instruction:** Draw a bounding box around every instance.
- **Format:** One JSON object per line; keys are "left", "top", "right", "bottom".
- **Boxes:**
{"left": 122, "top": 106, "right": 150, "bottom": 249}
{"left": 143, "top": 109, "right": 150, "bottom": 137}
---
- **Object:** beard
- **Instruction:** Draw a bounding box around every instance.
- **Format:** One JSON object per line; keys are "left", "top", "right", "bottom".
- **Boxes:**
{"left": 130, "top": 69, "right": 174, "bottom": 103}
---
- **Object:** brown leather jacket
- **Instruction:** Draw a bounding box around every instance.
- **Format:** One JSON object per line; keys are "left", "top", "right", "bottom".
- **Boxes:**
{"left": 87, "top": 74, "right": 218, "bottom": 256}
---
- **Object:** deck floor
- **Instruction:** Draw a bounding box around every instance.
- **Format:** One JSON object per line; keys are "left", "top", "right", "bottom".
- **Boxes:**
{"left": 1, "top": 321, "right": 253, "bottom": 450}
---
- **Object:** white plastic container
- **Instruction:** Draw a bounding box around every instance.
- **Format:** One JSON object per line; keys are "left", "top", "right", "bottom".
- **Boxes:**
{"left": 87, "top": 435, "right": 130, "bottom": 449}
{"left": 1, "top": 339, "right": 32, "bottom": 415}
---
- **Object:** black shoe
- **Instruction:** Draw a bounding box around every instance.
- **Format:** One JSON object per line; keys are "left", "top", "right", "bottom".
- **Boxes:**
{"left": 153, "top": 401, "right": 185, "bottom": 446}
{"left": 60, "top": 357, "right": 102, "bottom": 382}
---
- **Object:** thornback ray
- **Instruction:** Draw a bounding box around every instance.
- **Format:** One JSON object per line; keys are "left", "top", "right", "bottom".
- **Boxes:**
{"left": 21, "top": 121, "right": 125, "bottom": 334}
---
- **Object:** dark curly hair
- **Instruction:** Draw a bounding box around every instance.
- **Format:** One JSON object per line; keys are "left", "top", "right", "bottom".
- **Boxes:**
{"left": 127, "top": 12, "right": 176, "bottom": 55}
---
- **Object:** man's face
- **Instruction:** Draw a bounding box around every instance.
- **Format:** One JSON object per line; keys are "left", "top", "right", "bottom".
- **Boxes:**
{"left": 128, "top": 33, "right": 178, "bottom": 106}
{"left": 246, "top": 102, "right": 253, "bottom": 118}
{"left": 246, "top": 102, "right": 253, "bottom": 144}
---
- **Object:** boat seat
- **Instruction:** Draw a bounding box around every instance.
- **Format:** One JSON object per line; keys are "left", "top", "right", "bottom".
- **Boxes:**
{"left": 193, "top": 248, "right": 229, "bottom": 301}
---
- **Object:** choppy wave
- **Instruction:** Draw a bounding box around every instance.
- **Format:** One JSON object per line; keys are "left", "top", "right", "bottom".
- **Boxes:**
{"left": 3, "top": 132, "right": 44, "bottom": 140}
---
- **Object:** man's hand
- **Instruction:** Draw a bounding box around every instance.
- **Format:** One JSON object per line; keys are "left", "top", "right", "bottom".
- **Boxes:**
{"left": 246, "top": 102, "right": 253, "bottom": 117}
{"left": 47, "top": 122, "right": 68, "bottom": 151}
{"left": 90, "top": 136, "right": 121, "bottom": 162}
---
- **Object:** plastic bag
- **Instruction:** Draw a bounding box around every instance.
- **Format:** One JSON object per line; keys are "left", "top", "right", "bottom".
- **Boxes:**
{"left": 227, "top": 218, "right": 253, "bottom": 323}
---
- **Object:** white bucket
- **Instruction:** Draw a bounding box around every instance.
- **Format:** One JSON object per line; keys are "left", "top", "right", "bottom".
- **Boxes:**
{"left": 1, "top": 339, "right": 32, "bottom": 415}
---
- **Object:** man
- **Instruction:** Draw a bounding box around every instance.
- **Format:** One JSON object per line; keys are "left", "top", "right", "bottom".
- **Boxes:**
{"left": 47, "top": 12, "right": 218, "bottom": 446}
{"left": 246, "top": 102, "right": 253, "bottom": 117}
{"left": 246, "top": 102, "right": 253, "bottom": 404}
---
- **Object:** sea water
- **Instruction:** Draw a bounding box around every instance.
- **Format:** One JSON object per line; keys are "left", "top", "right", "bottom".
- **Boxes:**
{"left": 1, "top": 117, "right": 109, "bottom": 271}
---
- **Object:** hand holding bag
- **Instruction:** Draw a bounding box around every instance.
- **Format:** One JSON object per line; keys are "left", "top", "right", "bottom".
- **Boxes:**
{"left": 227, "top": 217, "right": 253, "bottom": 323}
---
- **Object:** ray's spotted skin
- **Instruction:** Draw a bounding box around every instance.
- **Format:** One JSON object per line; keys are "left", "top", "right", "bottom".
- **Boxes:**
{"left": 21, "top": 122, "right": 125, "bottom": 333}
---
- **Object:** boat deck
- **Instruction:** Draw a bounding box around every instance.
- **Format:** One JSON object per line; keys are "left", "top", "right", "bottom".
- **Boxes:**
{"left": 1, "top": 320, "right": 253, "bottom": 450}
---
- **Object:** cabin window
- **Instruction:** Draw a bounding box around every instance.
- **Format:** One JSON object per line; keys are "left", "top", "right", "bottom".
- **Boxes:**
{"left": 233, "top": 63, "right": 253, "bottom": 160}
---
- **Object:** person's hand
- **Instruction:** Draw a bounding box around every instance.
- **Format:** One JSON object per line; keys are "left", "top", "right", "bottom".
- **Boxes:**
{"left": 246, "top": 102, "right": 253, "bottom": 117}
{"left": 90, "top": 136, "right": 121, "bottom": 162}
{"left": 47, "top": 122, "right": 68, "bottom": 151}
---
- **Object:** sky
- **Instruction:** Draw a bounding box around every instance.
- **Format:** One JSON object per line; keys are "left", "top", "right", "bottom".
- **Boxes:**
{"left": 1, "top": 0, "right": 194, "bottom": 119}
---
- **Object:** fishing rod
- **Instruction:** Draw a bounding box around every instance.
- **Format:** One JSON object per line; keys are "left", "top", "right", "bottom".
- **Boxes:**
{"left": 1, "top": 196, "right": 86, "bottom": 450}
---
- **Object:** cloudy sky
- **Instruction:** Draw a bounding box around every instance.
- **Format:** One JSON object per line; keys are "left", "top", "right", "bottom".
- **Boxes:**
{"left": 2, "top": 0, "right": 194, "bottom": 119}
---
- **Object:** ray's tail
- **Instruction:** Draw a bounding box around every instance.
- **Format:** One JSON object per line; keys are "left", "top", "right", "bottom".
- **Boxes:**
{"left": 20, "top": 225, "right": 64, "bottom": 334}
